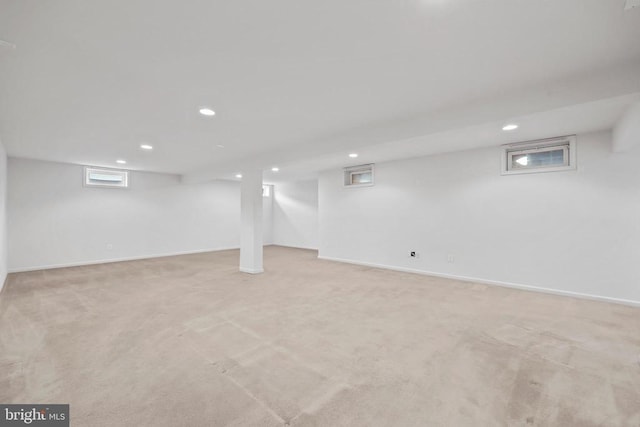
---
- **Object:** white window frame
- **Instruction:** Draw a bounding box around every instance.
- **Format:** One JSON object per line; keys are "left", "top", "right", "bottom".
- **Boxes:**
{"left": 84, "top": 167, "right": 129, "bottom": 188}
{"left": 344, "top": 164, "right": 374, "bottom": 187}
{"left": 501, "top": 135, "right": 577, "bottom": 175}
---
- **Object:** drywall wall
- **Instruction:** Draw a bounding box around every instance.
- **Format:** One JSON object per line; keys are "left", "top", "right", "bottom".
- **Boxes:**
{"left": 272, "top": 179, "right": 319, "bottom": 249}
{"left": 8, "top": 158, "right": 274, "bottom": 271}
{"left": 319, "top": 130, "right": 640, "bottom": 305}
{"left": 0, "top": 140, "right": 7, "bottom": 290}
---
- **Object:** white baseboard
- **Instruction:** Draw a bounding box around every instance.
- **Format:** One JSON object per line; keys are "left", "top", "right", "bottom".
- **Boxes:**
{"left": 8, "top": 246, "right": 241, "bottom": 273}
{"left": 317, "top": 255, "right": 640, "bottom": 308}
{"left": 239, "top": 267, "right": 264, "bottom": 274}
{"left": 270, "top": 243, "right": 319, "bottom": 251}
{"left": 0, "top": 272, "right": 6, "bottom": 294}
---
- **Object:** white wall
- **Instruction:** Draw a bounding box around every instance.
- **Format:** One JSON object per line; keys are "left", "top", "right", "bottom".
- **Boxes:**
{"left": 0, "top": 140, "right": 7, "bottom": 290}
{"left": 272, "top": 179, "right": 318, "bottom": 249}
{"left": 319, "top": 131, "right": 640, "bottom": 305}
{"left": 7, "top": 158, "right": 267, "bottom": 271}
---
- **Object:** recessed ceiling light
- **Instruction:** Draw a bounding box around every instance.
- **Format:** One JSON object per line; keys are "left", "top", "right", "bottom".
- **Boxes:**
{"left": 502, "top": 124, "right": 519, "bottom": 131}
{"left": 116, "top": 159, "right": 127, "bottom": 164}
{"left": 199, "top": 107, "right": 216, "bottom": 116}
{"left": 235, "top": 174, "right": 242, "bottom": 178}
{"left": 216, "top": 144, "right": 225, "bottom": 148}
{"left": 140, "top": 144, "right": 153, "bottom": 150}
{"left": 271, "top": 167, "right": 279, "bottom": 172}
{"left": 349, "top": 153, "right": 358, "bottom": 158}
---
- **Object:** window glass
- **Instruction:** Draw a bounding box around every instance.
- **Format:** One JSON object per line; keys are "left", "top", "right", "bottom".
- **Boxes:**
{"left": 511, "top": 149, "right": 565, "bottom": 169}
{"left": 84, "top": 167, "right": 129, "bottom": 188}
{"left": 351, "top": 172, "right": 372, "bottom": 184}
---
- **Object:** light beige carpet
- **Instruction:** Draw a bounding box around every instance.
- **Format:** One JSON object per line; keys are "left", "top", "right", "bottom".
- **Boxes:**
{"left": 0, "top": 246, "right": 639, "bottom": 426}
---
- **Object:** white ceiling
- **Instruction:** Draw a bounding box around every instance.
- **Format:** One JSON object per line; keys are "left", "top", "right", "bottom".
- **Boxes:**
{"left": 1, "top": 0, "right": 639, "bottom": 181}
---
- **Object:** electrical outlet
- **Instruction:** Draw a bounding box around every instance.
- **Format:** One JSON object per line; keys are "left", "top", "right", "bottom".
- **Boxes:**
{"left": 447, "top": 254, "right": 455, "bottom": 263}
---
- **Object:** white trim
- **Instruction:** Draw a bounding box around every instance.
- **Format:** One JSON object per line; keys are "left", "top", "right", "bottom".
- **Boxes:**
{"left": 0, "top": 273, "right": 7, "bottom": 295}
{"left": 269, "top": 243, "right": 319, "bottom": 251}
{"left": 317, "top": 255, "right": 640, "bottom": 308}
{"left": 8, "top": 246, "right": 240, "bottom": 273}
{"left": 239, "top": 267, "right": 264, "bottom": 274}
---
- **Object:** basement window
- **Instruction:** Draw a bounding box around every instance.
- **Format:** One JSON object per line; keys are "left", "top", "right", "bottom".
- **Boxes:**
{"left": 502, "top": 135, "right": 576, "bottom": 175}
{"left": 344, "top": 164, "right": 374, "bottom": 187}
{"left": 84, "top": 167, "right": 129, "bottom": 188}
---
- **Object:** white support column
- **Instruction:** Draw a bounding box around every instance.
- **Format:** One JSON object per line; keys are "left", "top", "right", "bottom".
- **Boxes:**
{"left": 239, "top": 169, "right": 264, "bottom": 274}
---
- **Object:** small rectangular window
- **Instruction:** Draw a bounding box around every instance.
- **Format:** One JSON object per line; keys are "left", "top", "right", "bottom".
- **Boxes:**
{"left": 262, "top": 185, "right": 271, "bottom": 197}
{"left": 502, "top": 136, "right": 576, "bottom": 175}
{"left": 84, "top": 167, "right": 129, "bottom": 188}
{"left": 344, "top": 164, "right": 374, "bottom": 187}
